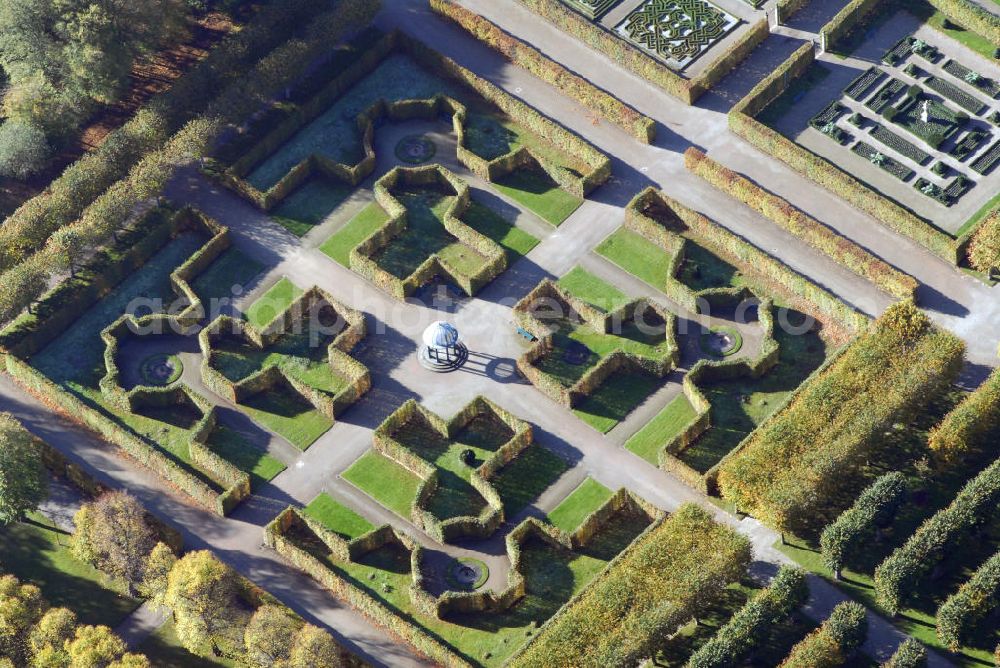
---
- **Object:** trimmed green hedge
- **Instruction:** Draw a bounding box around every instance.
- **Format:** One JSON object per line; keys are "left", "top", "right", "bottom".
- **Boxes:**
{"left": 684, "top": 147, "right": 918, "bottom": 300}
{"left": 779, "top": 601, "right": 868, "bottom": 667}
{"left": 516, "top": 0, "right": 769, "bottom": 104}
{"left": 820, "top": 471, "right": 908, "bottom": 577}
{"left": 508, "top": 503, "right": 751, "bottom": 667}
{"left": 927, "top": 0, "right": 1000, "bottom": 47}
{"left": 882, "top": 638, "right": 928, "bottom": 667}
{"left": 719, "top": 302, "right": 966, "bottom": 534}
{"left": 937, "top": 550, "right": 1000, "bottom": 650}
{"left": 927, "top": 366, "right": 1000, "bottom": 465}
{"left": 874, "top": 456, "right": 1000, "bottom": 615}
{"left": 429, "top": 0, "right": 656, "bottom": 143}
{"left": 687, "top": 566, "right": 809, "bottom": 668}
{"left": 819, "top": 0, "right": 885, "bottom": 52}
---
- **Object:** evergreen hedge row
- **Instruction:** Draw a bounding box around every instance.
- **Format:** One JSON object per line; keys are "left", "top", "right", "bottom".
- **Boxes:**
{"left": 779, "top": 601, "right": 868, "bottom": 667}
{"left": 683, "top": 148, "right": 918, "bottom": 300}
{"left": 508, "top": 503, "right": 751, "bottom": 667}
{"left": 927, "top": 366, "right": 1000, "bottom": 465}
{"left": 428, "top": 0, "right": 656, "bottom": 143}
{"left": 516, "top": 0, "right": 769, "bottom": 104}
{"left": 882, "top": 638, "right": 927, "bottom": 667}
{"left": 687, "top": 566, "right": 809, "bottom": 668}
{"left": 874, "top": 455, "right": 1000, "bottom": 615}
{"left": 819, "top": 0, "right": 885, "bottom": 52}
{"left": 718, "top": 302, "right": 966, "bottom": 534}
{"left": 926, "top": 0, "right": 1000, "bottom": 47}
{"left": 729, "top": 44, "right": 962, "bottom": 265}
{"left": 936, "top": 550, "right": 1000, "bottom": 649}
{"left": 820, "top": 471, "right": 908, "bottom": 577}
{"left": 0, "top": 0, "right": 380, "bottom": 328}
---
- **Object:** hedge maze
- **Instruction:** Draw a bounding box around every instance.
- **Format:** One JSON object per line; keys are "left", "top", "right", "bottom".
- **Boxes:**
{"left": 267, "top": 468, "right": 663, "bottom": 665}
{"left": 615, "top": 0, "right": 738, "bottom": 70}
{"left": 199, "top": 287, "right": 371, "bottom": 449}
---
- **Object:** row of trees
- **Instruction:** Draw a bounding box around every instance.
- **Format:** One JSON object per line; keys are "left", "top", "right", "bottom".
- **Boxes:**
{"left": 778, "top": 601, "right": 868, "bottom": 668}
{"left": 0, "top": 573, "right": 147, "bottom": 666}
{"left": 0, "top": 0, "right": 190, "bottom": 177}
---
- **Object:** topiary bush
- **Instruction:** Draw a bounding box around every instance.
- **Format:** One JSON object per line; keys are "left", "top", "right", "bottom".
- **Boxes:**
{"left": 0, "top": 121, "right": 52, "bottom": 180}
{"left": 882, "top": 638, "right": 927, "bottom": 667}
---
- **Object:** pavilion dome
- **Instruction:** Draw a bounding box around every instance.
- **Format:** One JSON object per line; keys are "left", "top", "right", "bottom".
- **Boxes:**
{"left": 423, "top": 321, "right": 460, "bottom": 348}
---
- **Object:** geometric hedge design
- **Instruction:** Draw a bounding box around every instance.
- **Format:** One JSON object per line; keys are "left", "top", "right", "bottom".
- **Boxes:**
{"left": 616, "top": 0, "right": 736, "bottom": 70}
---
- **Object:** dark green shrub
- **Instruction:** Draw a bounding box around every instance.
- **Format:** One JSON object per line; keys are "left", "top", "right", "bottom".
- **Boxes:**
{"left": 882, "top": 638, "right": 927, "bottom": 667}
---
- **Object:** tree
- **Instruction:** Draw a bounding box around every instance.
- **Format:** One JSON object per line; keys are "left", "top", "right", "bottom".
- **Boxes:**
{"left": 0, "top": 575, "right": 48, "bottom": 663}
{"left": 243, "top": 604, "right": 301, "bottom": 667}
{"left": 29, "top": 606, "right": 77, "bottom": 663}
{"left": 287, "top": 625, "right": 344, "bottom": 668}
{"left": 138, "top": 541, "right": 177, "bottom": 605}
{"left": 0, "top": 120, "right": 52, "bottom": 179}
{"left": 882, "top": 638, "right": 927, "bottom": 667}
{"left": 72, "top": 492, "right": 160, "bottom": 594}
{"left": 65, "top": 625, "right": 127, "bottom": 668}
{"left": 0, "top": 413, "right": 48, "bottom": 524}
{"left": 164, "top": 551, "right": 251, "bottom": 658}
{"left": 107, "top": 653, "right": 151, "bottom": 668}
{"left": 49, "top": 227, "right": 88, "bottom": 277}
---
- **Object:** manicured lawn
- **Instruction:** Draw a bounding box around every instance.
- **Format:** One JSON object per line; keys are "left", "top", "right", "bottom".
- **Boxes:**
{"left": 463, "top": 200, "right": 540, "bottom": 262}
{"left": 572, "top": 371, "right": 661, "bottom": 433}
{"left": 557, "top": 266, "right": 631, "bottom": 313}
{"left": 0, "top": 512, "right": 140, "bottom": 627}
{"left": 546, "top": 478, "right": 613, "bottom": 532}
{"left": 492, "top": 446, "right": 570, "bottom": 518}
{"left": 319, "top": 202, "right": 389, "bottom": 267}
{"left": 493, "top": 168, "right": 582, "bottom": 226}
{"left": 139, "top": 619, "right": 236, "bottom": 668}
{"left": 270, "top": 178, "right": 352, "bottom": 237}
{"left": 922, "top": 7, "right": 999, "bottom": 61}
{"left": 190, "top": 247, "right": 263, "bottom": 305}
{"left": 625, "top": 393, "right": 698, "bottom": 464}
{"left": 212, "top": 329, "right": 349, "bottom": 395}
{"left": 596, "top": 228, "right": 671, "bottom": 289}
{"left": 286, "top": 503, "right": 650, "bottom": 666}
{"left": 342, "top": 450, "right": 423, "bottom": 519}
{"left": 240, "top": 390, "right": 333, "bottom": 450}
{"left": 303, "top": 493, "right": 374, "bottom": 540}
{"left": 204, "top": 426, "right": 285, "bottom": 489}
{"left": 245, "top": 277, "right": 302, "bottom": 329}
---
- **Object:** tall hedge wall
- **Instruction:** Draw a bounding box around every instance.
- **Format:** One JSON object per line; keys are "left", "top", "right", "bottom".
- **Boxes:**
{"left": 429, "top": 0, "right": 656, "bottom": 143}
{"left": 684, "top": 148, "right": 917, "bottom": 300}
{"left": 927, "top": 366, "right": 1000, "bottom": 465}
{"left": 718, "top": 302, "right": 966, "bottom": 534}
{"left": 508, "top": 503, "right": 751, "bottom": 667}
{"left": 936, "top": 549, "right": 1000, "bottom": 650}
{"left": 927, "top": 0, "right": 1000, "bottom": 47}
{"left": 819, "top": 0, "right": 886, "bottom": 52}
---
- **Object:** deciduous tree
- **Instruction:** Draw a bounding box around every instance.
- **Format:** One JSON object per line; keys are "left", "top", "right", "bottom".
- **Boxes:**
{"left": 0, "top": 413, "right": 48, "bottom": 525}
{"left": 72, "top": 492, "right": 159, "bottom": 594}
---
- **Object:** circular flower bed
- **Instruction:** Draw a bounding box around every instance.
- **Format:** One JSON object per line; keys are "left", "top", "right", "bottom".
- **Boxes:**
{"left": 699, "top": 326, "right": 743, "bottom": 358}
{"left": 446, "top": 557, "right": 489, "bottom": 591}
{"left": 139, "top": 354, "right": 184, "bottom": 387}
{"left": 394, "top": 134, "right": 436, "bottom": 164}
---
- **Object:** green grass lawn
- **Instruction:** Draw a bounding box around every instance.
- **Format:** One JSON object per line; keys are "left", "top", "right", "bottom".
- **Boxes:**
{"left": 546, "top": 478, "right": 614, "bottom": 533}
{"left": 139, "top": 618, "right": 236, "bottom": 668}
{"left": 493, "top": 168, "right": 582, "bottom": 226}
{"left": 957, "top": 191, "right": 1000, "bottom": 238}
{"left": 240, "top": 389, "right": 333, "bottom": 450}
{"left": 676, "top": 311, "right": 827, "bottom": 474}
{"left": 245, "top": 278, "right": 302, "bottom": 329}
{"left": 319, "top": 202, "right": 390, "bottom": 268}
{"left": 921, "top": 7, "right": 1000, "bottom": 61}
{"left": 204, "top": 426, "right": 285, "bottom": 489}
{"left": 492, "top": 446, "right": 570, "bottom": 518}
{"left": 286, "top": 503, "right": 649, "bottom": 666}
{"left": 190, "top": 247, "right": 263, "bottom": 305}
{"left": 596, "top": 228, "right": 671, "bottom": 289}
{"left": 270, "top": 178, "right": 352, "bottom": 237}
{"left": 625, "top": 393, "right": 698, "bottom": 464}
{"left": 462, "top": 200, "right": 540, "bottom": 263}
{"left": 572, "top": 370, "right": 661, "bottom": 433}
{"left": 0, "top": 512, "right": 140, "bottom": 627}
{"left": 342, "top": 450, "right": 423, "bottom": 520}
{"left": 557, "top": 266, "right": 632, "bottom": 313}
{"left": 303, "top": 493, "right": 375, "bottom": 540}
